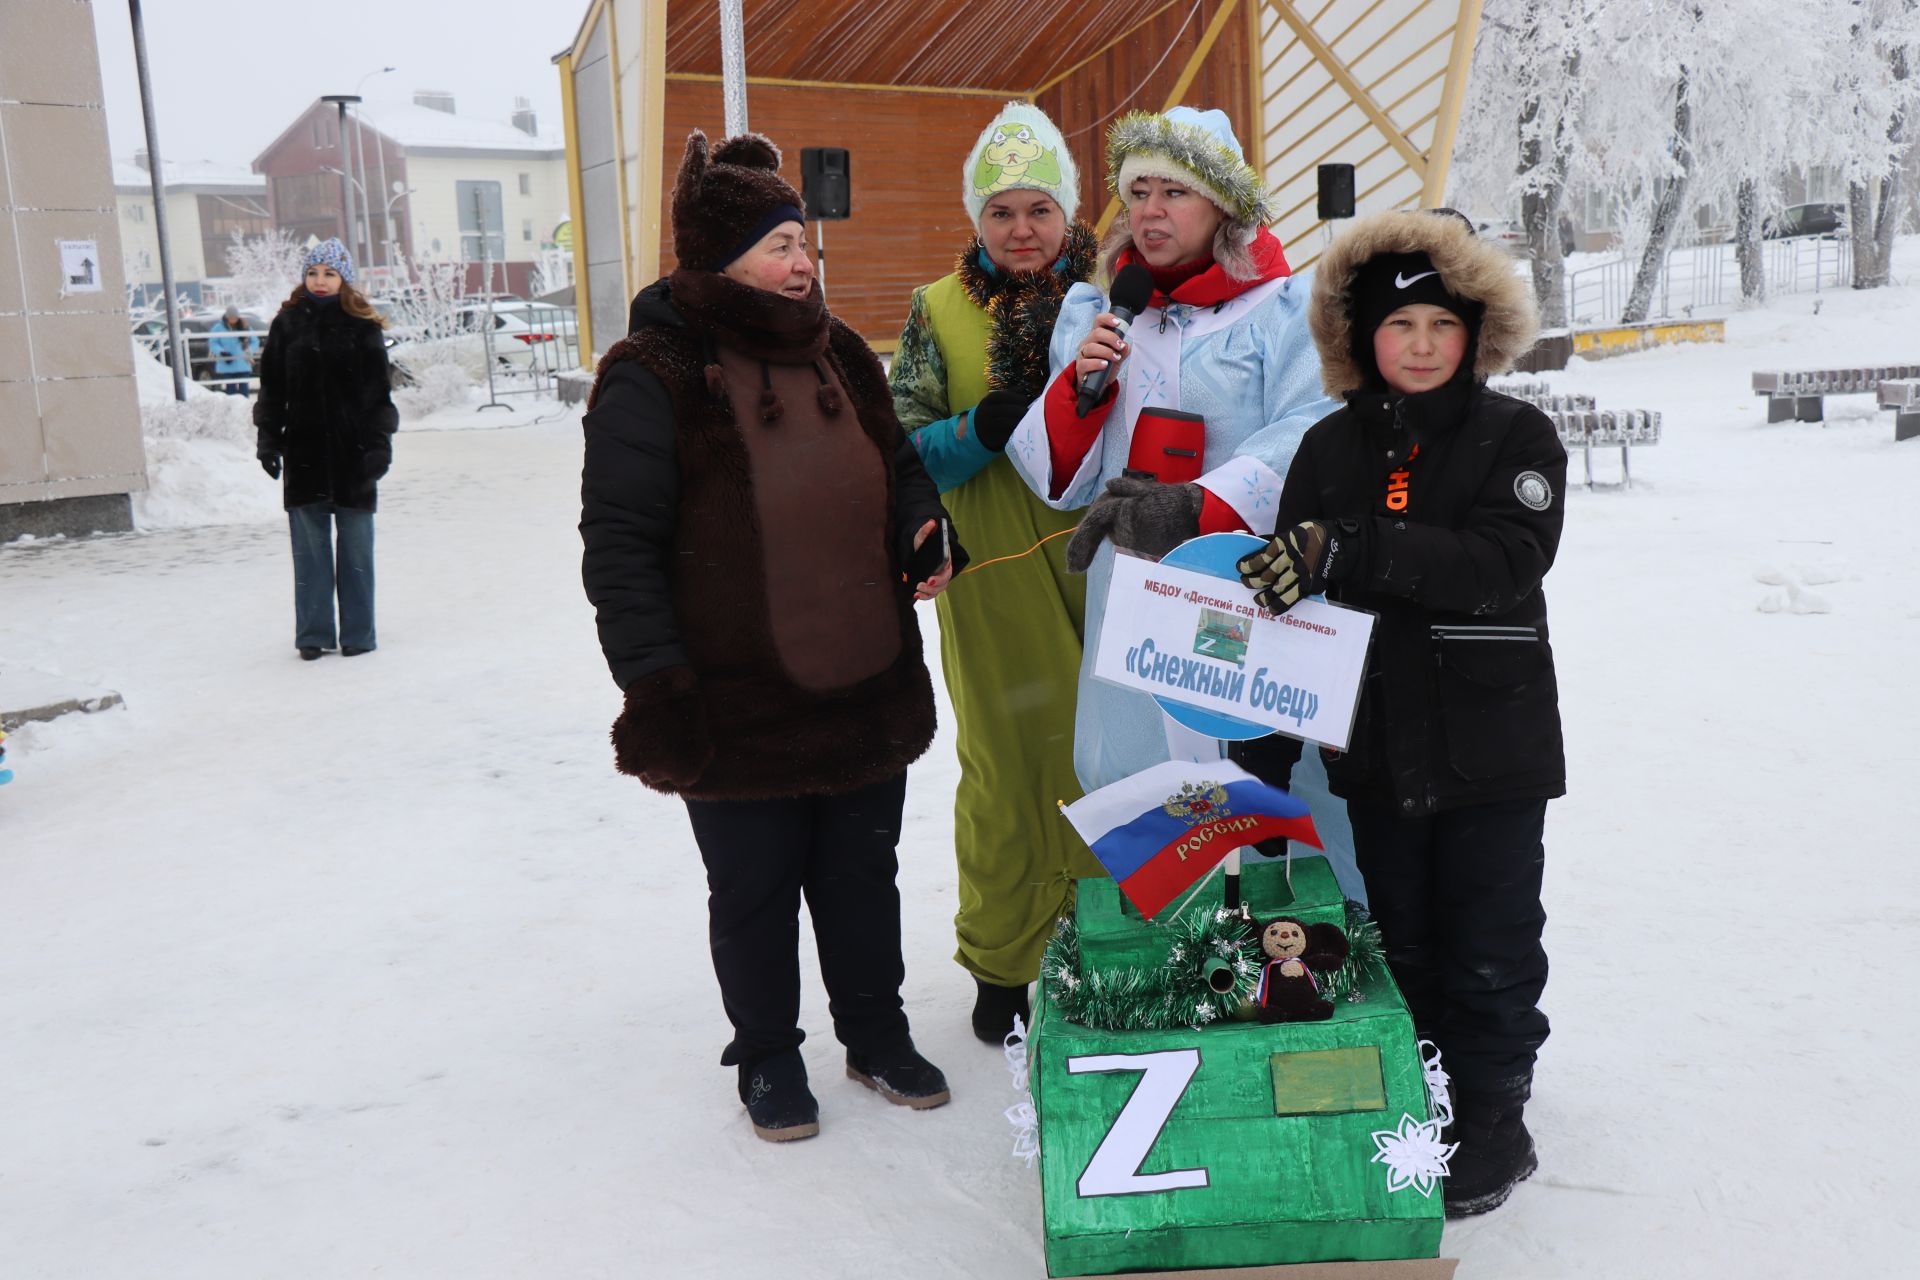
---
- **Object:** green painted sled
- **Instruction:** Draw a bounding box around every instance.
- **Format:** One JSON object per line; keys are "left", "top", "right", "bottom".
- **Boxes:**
{"left": 1031, "top": 856, "right": 1447, "bottom": 1278}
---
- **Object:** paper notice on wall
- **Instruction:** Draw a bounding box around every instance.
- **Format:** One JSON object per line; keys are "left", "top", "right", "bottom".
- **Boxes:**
{"left": 58, "top": 240, "right": 102, "bottom": 294}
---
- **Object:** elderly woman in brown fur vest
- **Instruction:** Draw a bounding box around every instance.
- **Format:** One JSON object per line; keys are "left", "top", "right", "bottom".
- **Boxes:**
{"left": 1237, "top": 208, "right": 1565, "bottom": 1218}
{"left": 579, "top": 131, "right": 965, "bottom": 1144}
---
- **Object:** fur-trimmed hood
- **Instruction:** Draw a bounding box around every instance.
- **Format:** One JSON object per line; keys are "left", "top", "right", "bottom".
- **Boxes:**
{"left": 1308, "top": 210, "right": 1538, "bottom": 397}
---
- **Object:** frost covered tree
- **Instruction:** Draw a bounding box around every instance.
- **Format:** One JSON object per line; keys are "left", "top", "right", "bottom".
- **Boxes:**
{"left": 1451, "top": 0, "right": 1596, "bottom": 328}
{"left": 1834, "top": 0, "right": 1920, "bottom": 288}
{"left": 1613, "top": 5, "right": 1701, "bottom": 325}
{"left": 1451, "top": 0, "right": 1919, "bottom": 319}
{"left": 223, "top": 228, "right": 307, "bottom": 312}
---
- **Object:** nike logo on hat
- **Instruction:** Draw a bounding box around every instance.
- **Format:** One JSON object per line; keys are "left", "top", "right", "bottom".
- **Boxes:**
{"left": 1395, "top": 270, "right": 1439, "bottom": 288}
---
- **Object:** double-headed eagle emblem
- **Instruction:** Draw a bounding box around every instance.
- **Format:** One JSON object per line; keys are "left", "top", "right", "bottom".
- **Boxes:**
{"left": 1163, "top": 780, "right": 1230, "bottom": 827}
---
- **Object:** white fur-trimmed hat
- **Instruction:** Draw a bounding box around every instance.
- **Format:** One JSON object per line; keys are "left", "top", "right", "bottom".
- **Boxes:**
{"left": 1107, "top": 107, "right": 1270, "bottom": 229}
{"left": 963, "top": 102, "right": 1079, "bottom": 225}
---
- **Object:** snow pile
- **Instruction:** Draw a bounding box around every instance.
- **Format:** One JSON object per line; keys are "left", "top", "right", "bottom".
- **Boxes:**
{"left": 393, "top": 357, "right": 477, "bottom": 419}
{"left": 129, "top": 340, "right": 280, "bottom": 531}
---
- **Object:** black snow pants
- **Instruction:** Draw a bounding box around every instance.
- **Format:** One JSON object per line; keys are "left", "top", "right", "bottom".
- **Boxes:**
{"left": 683, "top": 771, "right": 913, "bottom": 1069}
{"left": 1346, "top": 796, "right": 1551, "bottom": 1100}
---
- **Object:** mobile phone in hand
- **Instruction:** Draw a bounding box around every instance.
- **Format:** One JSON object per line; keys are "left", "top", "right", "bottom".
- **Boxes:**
{"left": 907, "top": 517, "right": 950, "bottom": 584}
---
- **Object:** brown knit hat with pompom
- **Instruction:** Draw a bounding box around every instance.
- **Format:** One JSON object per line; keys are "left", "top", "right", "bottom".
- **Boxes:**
{"left": 671, "top": 131, "right": 806, "bottom": 272}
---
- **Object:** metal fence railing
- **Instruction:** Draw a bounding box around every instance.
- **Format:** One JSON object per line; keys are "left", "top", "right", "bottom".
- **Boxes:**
{"left": 1565, "top": 236, "right": 1853, "bottom": 327}
{"left": 464, "top": 299, "right": 581, "bottom": 406}
{"left": 133, "top": 299, "right": 583, "bottom": 403}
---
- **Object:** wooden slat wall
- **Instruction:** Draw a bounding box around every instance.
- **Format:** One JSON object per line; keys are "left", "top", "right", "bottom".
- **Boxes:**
{"left": 1036, "top": 0, "right": 1252, "bottom": 240}
{"left": 661, "top": 81, "right": 1004, "bottom": 347}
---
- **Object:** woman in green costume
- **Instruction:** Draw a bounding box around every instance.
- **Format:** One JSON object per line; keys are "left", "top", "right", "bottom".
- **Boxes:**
{"left": 890, "top": 102, "right": 1103, "bottom": 1044}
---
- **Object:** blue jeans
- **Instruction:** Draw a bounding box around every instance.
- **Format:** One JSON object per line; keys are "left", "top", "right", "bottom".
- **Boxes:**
{"left": 288, "top": 504, "right": 375, "bottom": 651}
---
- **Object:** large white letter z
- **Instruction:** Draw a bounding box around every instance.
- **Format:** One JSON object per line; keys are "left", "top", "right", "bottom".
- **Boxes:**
{"left": 1067, "top": 1048, "right": 1209, "bottom": 1197}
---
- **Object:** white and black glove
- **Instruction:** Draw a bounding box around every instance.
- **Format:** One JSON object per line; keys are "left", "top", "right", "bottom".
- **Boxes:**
{"left": 1237, "top": 519, "right": 1361, "bottom": 614}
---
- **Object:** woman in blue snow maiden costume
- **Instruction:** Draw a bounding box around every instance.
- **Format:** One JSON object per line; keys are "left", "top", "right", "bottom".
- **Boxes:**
{"left": 1003, "top": 105, "right": 1361, "bottom": 902}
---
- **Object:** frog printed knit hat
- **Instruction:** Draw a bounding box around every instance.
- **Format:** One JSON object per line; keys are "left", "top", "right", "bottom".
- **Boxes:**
{"left": 963, "top": 102, "right": 1080, "bottom": 225}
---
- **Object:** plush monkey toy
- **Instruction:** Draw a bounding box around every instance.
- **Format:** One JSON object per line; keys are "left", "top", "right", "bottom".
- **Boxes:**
{"left": 1254, "top": 915, "right": 1349, "bottom": 1023}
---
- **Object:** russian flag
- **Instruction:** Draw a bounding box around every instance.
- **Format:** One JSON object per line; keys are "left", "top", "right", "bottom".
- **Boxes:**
{"left": 1062, "top": 760, "right": 1322, "bottom": 919}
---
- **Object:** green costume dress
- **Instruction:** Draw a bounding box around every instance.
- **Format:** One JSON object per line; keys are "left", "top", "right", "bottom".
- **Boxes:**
{"left": 890, "top": 227, "right": 1104, "bottom": 987}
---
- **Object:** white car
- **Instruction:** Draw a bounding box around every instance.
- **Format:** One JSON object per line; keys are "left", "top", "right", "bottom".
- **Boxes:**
{"left": 452, "top": 303, "right": 578, "bottom": 371}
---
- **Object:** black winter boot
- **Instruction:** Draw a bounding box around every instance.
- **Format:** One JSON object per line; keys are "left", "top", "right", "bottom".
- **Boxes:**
{"left": 845, "top": 1040, "right": 951, "bottom": 1109}
{"left": 1443, "top": 1091, "right": 1537, "bottom": 1217}
{"left": 971, "top": 978, "right": 1031, "bottom": 1045}
{"left": 738, "top": 1049, "right": 819, "bottom": 1143}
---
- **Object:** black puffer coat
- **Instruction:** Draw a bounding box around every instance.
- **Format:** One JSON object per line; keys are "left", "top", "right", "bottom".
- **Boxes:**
{"left": 1242, "top": 210, "right": 1566, "bottom": 817}
{"left": 253, "top": 296, "right": 398, "bottom": 511}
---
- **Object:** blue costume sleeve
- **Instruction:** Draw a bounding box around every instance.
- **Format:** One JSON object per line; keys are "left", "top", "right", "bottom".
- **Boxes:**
{"left": 1006, "top": 282, "right": 1109, "bottom": 509}
{"left": 907, "top": 410, "right": 998, "bottom": 495}
{"left": 1231, "top": 273, "right": 1342, "bottom": 480}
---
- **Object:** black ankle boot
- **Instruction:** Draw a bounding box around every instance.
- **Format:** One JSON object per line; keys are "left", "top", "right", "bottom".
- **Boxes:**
{"left": 1443, "top": 1091, "right": 1538, "bottom": 1217}
{"left": 845, "top": 1040, "right": 950, "bottom": 1109}
{"left": 737, "top": 1049, "right": 819, "bottom": 1142}
{"left": 970, "top": 978, "right": 1031, "bottom": 1045}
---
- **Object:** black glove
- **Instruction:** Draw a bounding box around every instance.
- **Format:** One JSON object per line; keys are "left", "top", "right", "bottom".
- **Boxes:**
{"left": 1065, "top": 477, "right": 1204, "bottom": 573}
{"left": 258, "top": 451, "right": 281, "bottom": 480}
{"left": 968, "top": 390, "right": 1029, "bottom": 453}
{"left": 363, "top": 451, "right": 391, "bottom": 481}
{"left": 1237, "top": 519, "right": 1361, "bottom": 614}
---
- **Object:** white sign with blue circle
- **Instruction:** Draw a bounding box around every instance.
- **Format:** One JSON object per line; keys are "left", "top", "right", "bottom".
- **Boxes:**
{"left": 1093, "top": 533, "right": 1375, "bottom": 752}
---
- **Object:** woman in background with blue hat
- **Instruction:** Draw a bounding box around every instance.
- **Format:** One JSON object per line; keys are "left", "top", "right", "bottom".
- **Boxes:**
{"left": 254, "top": 238, "right": 398, "bottom": 661}
{"left": 1005, "top": 106, "right": 1362, "bottom": 903}
{"left": 888, "top": 102, "right": 1103, "bottom": 1045}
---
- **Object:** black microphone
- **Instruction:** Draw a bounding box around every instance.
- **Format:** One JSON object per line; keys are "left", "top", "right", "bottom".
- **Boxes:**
{"left": 1076, "top": 263, "right": 1155, "bottom": 418}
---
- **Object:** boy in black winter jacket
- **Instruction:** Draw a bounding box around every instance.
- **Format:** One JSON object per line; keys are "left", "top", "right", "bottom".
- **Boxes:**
{"left": 1236, "top": 209, "right": 1565, "bottom": 1218}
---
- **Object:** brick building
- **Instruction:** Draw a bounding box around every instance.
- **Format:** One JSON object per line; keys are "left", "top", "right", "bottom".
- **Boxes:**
{"left": 253, "top": 92, "right": 570, "bottom": 297}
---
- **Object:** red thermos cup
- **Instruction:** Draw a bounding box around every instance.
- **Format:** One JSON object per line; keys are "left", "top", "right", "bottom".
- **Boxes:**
{"left": 1125, "top": 407, "right": 1205, "bottom": 483}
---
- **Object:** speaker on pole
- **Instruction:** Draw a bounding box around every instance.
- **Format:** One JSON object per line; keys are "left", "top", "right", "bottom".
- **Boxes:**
{"left": 800, "top": 147, "right": 851, "bottom": 220}
{"left": 1316, "top": 163, "right": 1356, "bottom": 220}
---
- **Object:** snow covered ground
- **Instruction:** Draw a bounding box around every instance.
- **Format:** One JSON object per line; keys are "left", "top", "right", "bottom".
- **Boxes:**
{"left": 4, "top": 279, "right": 1917, "bottom": 1279}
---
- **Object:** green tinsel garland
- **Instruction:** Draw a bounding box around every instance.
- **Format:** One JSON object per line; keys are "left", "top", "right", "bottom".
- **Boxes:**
{"left": 1041, "top": 901, "right": 1392, "bottom": 1032}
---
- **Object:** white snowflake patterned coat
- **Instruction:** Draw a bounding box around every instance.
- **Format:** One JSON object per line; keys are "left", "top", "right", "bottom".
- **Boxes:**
{"left": 1005, "top": 273, "right": 1338, "bottom": 790}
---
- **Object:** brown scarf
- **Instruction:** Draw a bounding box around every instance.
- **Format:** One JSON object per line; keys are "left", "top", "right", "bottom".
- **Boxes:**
{"left": 669, "top": 269, "right": 830, "bottom": 364}
{"left": 669, "top": 269, "right": 841, "bottom": 421}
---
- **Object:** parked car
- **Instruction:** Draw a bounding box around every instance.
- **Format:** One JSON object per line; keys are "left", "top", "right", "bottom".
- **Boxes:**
{"left": 1472, "top": 216, "right": 1577, "bottom": 257}
{"left": 1764, "top": 202, "right": 1847, "bottom": 239}
{"left": 450, "top": 302, "right": 578, "bottom": 370}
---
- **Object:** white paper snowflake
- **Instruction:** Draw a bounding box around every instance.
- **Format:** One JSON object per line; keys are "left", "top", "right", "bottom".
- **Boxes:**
{"left": 1003, "top": 1014, "right": 1039, "bottom": 1169}
{"left": 1191, "top": 1001, "right": 1218, "bottom": 1025}
{"left": 1370, "top": 1113, "right": 1457, "bottom": 1197}
{"left": 1419, "top": 1039, "right": 1454, "bottom": 1128}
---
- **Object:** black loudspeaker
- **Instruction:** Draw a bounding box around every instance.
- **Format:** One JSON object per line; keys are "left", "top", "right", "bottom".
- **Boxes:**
{"left": 1316, "top": 163, "right": 1356, "bottom": 220}
{"left": 801, "top": 147, "right": 851, "bottom": 220}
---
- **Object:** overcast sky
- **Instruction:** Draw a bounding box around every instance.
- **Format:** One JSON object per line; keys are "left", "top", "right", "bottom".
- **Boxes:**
{"left": 90, "top": 0, "right": 587, "bottom": 170}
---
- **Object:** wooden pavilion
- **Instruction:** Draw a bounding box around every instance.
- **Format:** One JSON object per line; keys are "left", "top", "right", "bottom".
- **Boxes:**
{"left": 556, "top": 0, "right": 1484, "bottom": 363}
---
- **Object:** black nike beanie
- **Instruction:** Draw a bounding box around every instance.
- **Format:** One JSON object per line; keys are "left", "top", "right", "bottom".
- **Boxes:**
{"left": 1349, "top": 250, "right": 1484, "bottom": 387}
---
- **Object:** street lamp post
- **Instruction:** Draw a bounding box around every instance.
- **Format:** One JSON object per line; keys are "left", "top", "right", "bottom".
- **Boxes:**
{"left": 383, "top": 185, "right": 416, "bottom": 265}
{"left": 128, "top": 0, "right": 185, "bottom": 401}
{"left": 353, "top": 68, "right": 395, "bottom": 269}
{"left": 319, "top": 94, "right": 362, "bottom": 268}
